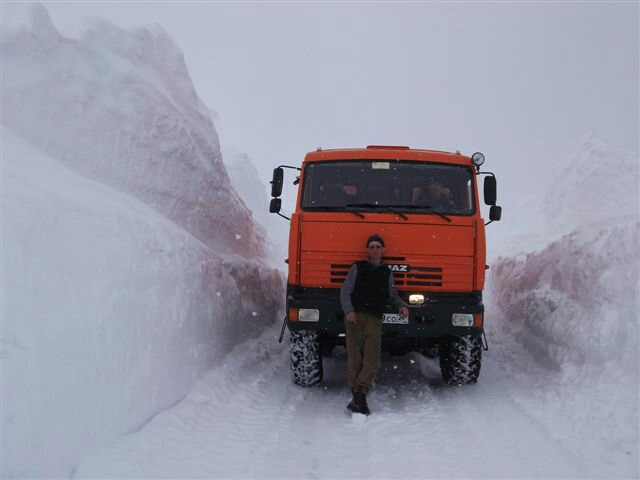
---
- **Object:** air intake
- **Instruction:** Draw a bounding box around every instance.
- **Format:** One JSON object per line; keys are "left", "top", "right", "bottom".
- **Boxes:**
{"left": 329, "top": 263, "right": 443, "bottom": 287}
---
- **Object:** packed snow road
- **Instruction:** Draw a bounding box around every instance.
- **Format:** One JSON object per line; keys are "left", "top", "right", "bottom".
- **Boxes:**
{"left": 73, "top": 325, "right": 600, "bottom": 479}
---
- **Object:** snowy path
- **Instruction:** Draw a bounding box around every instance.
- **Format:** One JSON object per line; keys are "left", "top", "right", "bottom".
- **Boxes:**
{"left": 74, "top": 326, "right": 598, "bottom": 479}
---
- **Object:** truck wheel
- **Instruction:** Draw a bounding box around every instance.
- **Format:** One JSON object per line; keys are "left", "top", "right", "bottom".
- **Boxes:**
{"left": 289, "top": 330, "right": 323, "bottom": 386}
{"left": 423, "top": 344, "right": 440, "bottom": 359}
{"left": 439, "top": 335, "right": 482, "bottom": 385}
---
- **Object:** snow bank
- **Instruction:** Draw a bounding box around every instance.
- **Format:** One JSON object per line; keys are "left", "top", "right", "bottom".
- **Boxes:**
{"left": 1, "top": 126, "right": 284, "bottom": 477}
{"left": 488, "top": 135, "right": 639, "bottom": 475}
{"left": 1, "top": 5, "right": 286, "bottom": 477}
{"left": 489, "top": 133, "right": 639, "bottom": 255}
{"left": 1, "top": 3, "right": 264, "bottom": 258}
{"left": 492, "top": 222, "right": 638, "bottom": 369}
{"left": 221, "top": 145, "right": 289, "bottom": 267}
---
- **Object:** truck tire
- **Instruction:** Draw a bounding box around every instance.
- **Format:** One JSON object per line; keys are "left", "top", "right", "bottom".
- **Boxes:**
{"left": 423, "top": 344, "right": 440, "bottom": 359}
{"left": 289, "top": 330, "right": 323, "bottom": 386}
{"left": 439, "top": 335, "right": 482, "bottom": 385}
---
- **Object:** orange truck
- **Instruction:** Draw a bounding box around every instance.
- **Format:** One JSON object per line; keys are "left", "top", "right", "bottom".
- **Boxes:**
{"left": 269, "top": 145, "right": 502, "bottom": 386}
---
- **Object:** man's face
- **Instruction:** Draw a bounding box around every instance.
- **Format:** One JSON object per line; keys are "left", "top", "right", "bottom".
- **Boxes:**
{"left": 367, "top": 241, "right": 385, "bottom": 263}
{"left": 427, "top": 182, "right": 442, "bottom": 200}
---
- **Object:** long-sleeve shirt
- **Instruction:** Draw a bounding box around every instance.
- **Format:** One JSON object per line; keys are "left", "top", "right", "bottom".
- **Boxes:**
{"left": 339, "top": 261, "right": 408, "bottom": 314}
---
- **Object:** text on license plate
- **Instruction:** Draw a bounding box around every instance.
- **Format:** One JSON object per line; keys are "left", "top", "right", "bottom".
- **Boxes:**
{"left": 382, "top": 313, "right": 408, "bottom": 325}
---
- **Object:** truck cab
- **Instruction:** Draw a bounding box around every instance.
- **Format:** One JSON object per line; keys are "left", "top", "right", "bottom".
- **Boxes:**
{"left": 270, "top": 145, "right": 501, "bottom": 386}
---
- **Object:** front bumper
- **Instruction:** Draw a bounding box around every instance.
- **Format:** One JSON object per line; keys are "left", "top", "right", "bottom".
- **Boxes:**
{"left": 286, "top": 285, "right": 484, "bottom": 338}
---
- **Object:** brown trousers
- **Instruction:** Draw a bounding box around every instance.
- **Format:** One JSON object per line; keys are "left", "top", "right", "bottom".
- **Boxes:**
{"left": 345, "top": 311, "right": 382, "bottom": 394}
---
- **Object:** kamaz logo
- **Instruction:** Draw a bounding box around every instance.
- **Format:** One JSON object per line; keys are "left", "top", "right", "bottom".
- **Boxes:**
{"left": 388, "top": 264, "right": 409, "bottom": 272}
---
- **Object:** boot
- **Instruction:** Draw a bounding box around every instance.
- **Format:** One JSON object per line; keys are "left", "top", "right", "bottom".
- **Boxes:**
{"left": 359, "top": 392, "right": 370, "bottom": 416}
{"left": 355, "top": 390, "right": 370, "bottom": 415}
{"left": 347, "top": 389, "right": 361, "bottom": 414}
{"left": 348, "top": 389, "right": 370, "bottom": 415}
{"left": 346, "top": 389, "right": 358, "bottom": 413}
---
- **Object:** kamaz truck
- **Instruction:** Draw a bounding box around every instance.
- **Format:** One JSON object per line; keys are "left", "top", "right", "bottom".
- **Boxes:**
{"left": 269, "top": 145, "right": 501, "bottom": 386}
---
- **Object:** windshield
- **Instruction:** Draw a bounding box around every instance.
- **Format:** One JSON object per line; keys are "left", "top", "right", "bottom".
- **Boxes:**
{"left": 301, "top": 161, "right": 475, "bottom": 214}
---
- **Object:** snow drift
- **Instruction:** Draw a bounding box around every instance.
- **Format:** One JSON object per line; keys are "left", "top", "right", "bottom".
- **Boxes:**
{"left": 489, "top": 133, "right": 639, "bottom": 254}
{"left": 488, "top": 135, "right": 639, "bottom": 474}
{"left": 1, "top": 3, "right": 264, "bottom": 258}
{"left": 1, "top": 5, "right": 285, "bottom": 478}
{"left": 1, "top": 126, "right": 283, "bottom": 477}
{"left": 221, "top": 145, "right": 289, "bottom": 266}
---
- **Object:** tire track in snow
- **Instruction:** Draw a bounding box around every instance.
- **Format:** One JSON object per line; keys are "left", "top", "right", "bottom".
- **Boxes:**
{"left": 75, "top": 333, "right": 592, "bottom": 478}
{"left": 433, "top": 355, "right": 590, "bottom": 478}
{"left": 264, "top": 351, "right": 468, "bottom": 479}
{"left": 74, "top": 327, "right": 305, "bottom": 477}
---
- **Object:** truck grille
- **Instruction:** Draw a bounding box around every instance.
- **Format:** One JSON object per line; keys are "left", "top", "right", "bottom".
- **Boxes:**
{"left": 329, "top": 262, "right": 443, "bottom": 287}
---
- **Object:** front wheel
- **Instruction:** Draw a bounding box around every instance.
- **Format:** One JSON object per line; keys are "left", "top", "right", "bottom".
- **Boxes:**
{"left": 439, "top": 335, "right": 482, "bottom": 385}
{"left": 289, "top": 330, "right": 323, "bottom": 386}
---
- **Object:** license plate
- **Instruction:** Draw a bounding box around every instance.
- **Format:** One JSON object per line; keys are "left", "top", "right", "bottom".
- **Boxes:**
{"left": 382, "top": 313, "right": 408, "bottom": 324}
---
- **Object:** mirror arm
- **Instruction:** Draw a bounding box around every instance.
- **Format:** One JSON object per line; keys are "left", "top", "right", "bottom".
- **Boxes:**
{"left": 277, "top": 212, "right": 291, "bottom": 221}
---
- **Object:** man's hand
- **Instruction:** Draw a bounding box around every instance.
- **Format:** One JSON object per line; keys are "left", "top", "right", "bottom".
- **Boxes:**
{"left": 399, "top": 306, "right": 409, "bottom": 318}
{"left": 345, "top": 311, "right": 358, "bottom": 323}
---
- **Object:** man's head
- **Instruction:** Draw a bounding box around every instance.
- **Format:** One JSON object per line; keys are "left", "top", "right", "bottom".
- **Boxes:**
{"left": 426, "top": 179, "right": 444, "bottom": 200}
{"left": 366, "top": 234, "right": 385, "bottom": 263}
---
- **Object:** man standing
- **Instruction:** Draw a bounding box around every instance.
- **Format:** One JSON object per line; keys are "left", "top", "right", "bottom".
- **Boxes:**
{"left": 340, "top": 234, "right": 409, "bottom": 415}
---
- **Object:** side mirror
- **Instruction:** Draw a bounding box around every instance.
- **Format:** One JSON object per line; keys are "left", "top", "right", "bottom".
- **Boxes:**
{"left": 484, "top": 176, "right": 497, "bottom": 205}
{"left": 489, "top": 205, "right": 502, "bottom": 221}
{"left": 269, "top": 198, "right": 282, "bottom": 214}
{"left": 271, "top": 167, "right": 284, "bottom": 197}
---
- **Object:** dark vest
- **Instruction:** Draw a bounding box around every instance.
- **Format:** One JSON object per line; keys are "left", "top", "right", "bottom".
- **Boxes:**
{"left": 351, "top": 260, "right": 390, "bottom": 317}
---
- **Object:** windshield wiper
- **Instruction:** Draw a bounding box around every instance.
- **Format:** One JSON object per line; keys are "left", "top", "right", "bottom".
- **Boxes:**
{"left": 344, "top": 208, "right": 365, "bottom": 219}
{"left": 386, "top": 207, "right": 408, "bottom": 220}
{"left": 346, "top": 202, "right": 453, "bottom": 222}
{"left": 385, "top": 204, "right": 452, "bottom": 222}
{"left": 345, "top": 203, "right": 382, "bottom": 209}
{"left": 349, "top": 203, "right": 452, "bottom": 222}
{"left": 305, "top": 205, "right": 364, "bottom": 218}
{"left": 346, "top": 203, "right": 408, "bottom": 220}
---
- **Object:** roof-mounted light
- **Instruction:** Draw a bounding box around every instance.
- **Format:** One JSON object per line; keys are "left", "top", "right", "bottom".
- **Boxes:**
{"left": 471, "top": 152, "right": 485, "bottom": 168}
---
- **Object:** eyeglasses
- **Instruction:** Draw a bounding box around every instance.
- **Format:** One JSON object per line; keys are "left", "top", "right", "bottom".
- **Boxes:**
{"left": 367, "top": 245, "right": 383, "bottom": 249}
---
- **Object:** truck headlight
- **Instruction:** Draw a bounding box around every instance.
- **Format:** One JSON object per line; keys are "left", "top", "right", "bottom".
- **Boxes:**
{"left": 298, "top": 309, "right": 320, "bottom": 322}
{"left": 452, "top": 313, "right": 473, "bottom": 327}
{"left": 409, "top": 294, "right": 425, "bottom": 305}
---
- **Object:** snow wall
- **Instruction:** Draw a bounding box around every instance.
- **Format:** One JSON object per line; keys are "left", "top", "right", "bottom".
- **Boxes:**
{"left": 1, "top": 5, "right": 285, "bottom": 478}
{"left": 221, "top": 145, "right": 289, "bottom": 267}
{"left": 1, "top": 4, "right": 265, "bottom": 259}
{"left": 487, "top": 135, "right": 639, "bottom": 472}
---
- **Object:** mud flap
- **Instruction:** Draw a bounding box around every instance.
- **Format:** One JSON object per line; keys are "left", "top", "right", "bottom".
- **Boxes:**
{"left": 278, "top": 316, "right": 288, "bottom": 343}
{"left": 481, "top": 330, "right": 489, "bottom": 351}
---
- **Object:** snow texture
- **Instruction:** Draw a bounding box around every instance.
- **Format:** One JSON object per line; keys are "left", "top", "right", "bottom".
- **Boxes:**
{"left": 1, "top": 124, "right": 284, "bottom": 477}
{"left": 1, "top": 5, "right": 285, "bottom": 477}
{"left": 489, "top": 132, "right": 639, "bottom": 255}
{"left": 2, "top": 4, "right": 638, "bottom": 479}
{"left": 1, "top": 3, "right": 265, "bottom": 258}
{"left": 221, "top": 145, "right": 288, "bottom": 267}
{"left": 487, "top": 135, "right": 639, "bottom": 475}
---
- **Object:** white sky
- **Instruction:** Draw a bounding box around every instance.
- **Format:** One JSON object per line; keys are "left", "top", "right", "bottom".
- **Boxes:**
{"left": 3, "top": 1, "right": 639, "bottom": 216}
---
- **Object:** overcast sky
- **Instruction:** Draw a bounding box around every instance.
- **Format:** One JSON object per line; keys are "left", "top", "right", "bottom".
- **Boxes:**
{"left": 5, "top": 2, "right": 640, "bottom": 215}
